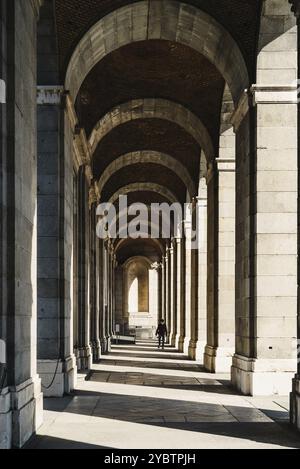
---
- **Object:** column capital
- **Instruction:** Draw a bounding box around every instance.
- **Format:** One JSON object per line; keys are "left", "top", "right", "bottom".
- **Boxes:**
{"left": 37, "top": 85, "right": 64, "bottom": 105}
{"left": 250, "top": 84, "right": 298, "bottom": 105}
{"left": 215, "top": 158, "right": 236, "bottom": 173}
{"left": 196, "top": 195, "right": 208, "bottom": 208}
{"left": 151, "top": 261, "right": 162, "bottom": 271}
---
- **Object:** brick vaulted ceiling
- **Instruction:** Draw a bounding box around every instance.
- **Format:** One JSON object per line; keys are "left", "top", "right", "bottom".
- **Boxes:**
{"left": 54, "top": 0, "right": 262, "bottom": 78}
{"left": 53, "top": 0, "right": 262, "bottom": 238}
{"left": 77, "top": 40, "right": 223, "bottom": 196}
{"left": 75, "top": 40, "right": 224, "bottom": 147}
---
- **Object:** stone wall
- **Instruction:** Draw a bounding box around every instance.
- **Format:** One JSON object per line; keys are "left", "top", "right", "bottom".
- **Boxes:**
{"left": 0, "top": 0, "right": 43, "bottom": 449}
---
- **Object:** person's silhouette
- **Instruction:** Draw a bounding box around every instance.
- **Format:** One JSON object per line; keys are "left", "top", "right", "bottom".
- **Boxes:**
{"left": 156, "top": 319, "right": 167, "bottom": 350}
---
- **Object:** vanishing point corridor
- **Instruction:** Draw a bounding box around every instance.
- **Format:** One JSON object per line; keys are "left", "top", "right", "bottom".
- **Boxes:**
{"left": 2, "top": 0, "right": 300, "bottom": 450}
{"left": 27, "top": 341, "right": 300, "bottom": 450}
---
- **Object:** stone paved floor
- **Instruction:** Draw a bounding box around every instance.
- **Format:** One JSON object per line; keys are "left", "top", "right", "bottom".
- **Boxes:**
{"left": 26, "top": 341, "right": 300, "bottom": 449}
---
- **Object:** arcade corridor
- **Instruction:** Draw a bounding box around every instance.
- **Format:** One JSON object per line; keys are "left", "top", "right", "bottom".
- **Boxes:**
{"left": 2, "top": 0, "right": 300, "bottom": 449}
{"left": 27, "top": 341, "right": 300, "bottom": 450}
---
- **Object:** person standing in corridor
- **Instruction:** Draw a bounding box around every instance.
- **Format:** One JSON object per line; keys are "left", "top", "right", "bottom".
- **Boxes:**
{"left": 156, "top": 319, "right": 167, "bottom": 350}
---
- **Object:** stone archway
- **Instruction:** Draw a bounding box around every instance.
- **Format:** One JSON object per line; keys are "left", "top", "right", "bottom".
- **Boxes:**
{"left": 65, "top": 0, "right": 249, "bottom": 105}
{"left": 89, "top": 98, "right": 214, "bottom": 164}
{"left": 98, "top": 151, "right": 196, "bottom": 200}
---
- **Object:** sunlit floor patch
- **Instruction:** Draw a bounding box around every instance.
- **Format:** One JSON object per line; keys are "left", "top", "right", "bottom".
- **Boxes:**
{"left": 26, "top": 341, "right": 300, "bottom": 450}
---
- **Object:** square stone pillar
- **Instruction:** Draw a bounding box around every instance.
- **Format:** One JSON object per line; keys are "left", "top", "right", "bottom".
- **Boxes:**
{"left": 157, "top": 264, "right": 163, "bottom": 322}
{"left": 175, "top": 238, "right": 186, "bottom": 352}
{"left": 162, "top": 255, "right": 168, "bottom": 323}
{"left": 165, "top": 249, "right": 171, "bottom": 343}
{"left": 183, "top": 225, "right": 192, "bottom": 355}
{"left": 75, "top": 167, "right": 92, "bottom": 370}
{"left": 89, "top": 195, "right": 101, "bottom": 362}
{"left": 37, "top": 89, "right": 77, "bottom": 396}
{"left": 0, "top": 0, "right": 43, "bottom": 448}
{"left": 187, "top": 208, "right": 199, "bottom": 360}
{"left": 169, "top": 243, "right": 177, "bottom": 347}
{"left": 100, "top": 241, "right": 110, "bottom": 354}
{"left": 289, "top": 0, "right": 300, "bottom": 431}
{"left": 232, "top": 85, "right": 298, "bottom": 396}
{"left": 204, "top": 159, "right": 235, "bottom": 372}
{"left": 194, "top": 181, "right": 208, "bottom": 362}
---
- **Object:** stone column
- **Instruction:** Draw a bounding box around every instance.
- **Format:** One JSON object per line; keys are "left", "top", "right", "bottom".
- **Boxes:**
{"left": 165, "top": 250, "right": 171, "bottom": 342}
{"left": 188, "top": 207, "right": 199, "bottom": 360}
{"left": 232, "top": 84, "right": 298, "bottom": 395}
{"left": 194, "top": 181, "right": 208, "bottom": 362}
{"left": 98, "top": 239, "right": 107, "bottom": 354}
{"left": 149, "top": 266, "right": 159, "bottom": 338}
{"left": 75, "top": 167, "right": 92, "bottom": 370}
{"left": 183, "top": 212, "right": 195, "bottom": 356}
{"left": 289, "top": 0, "right": 300, "bottom": 431}
{"left": 89, "top": 189, "right": 101, "bottom": 362}
{"left": 204, "top": 158, "right": 235, "bottom": 372}
{"left": 161, "top": 256, "right": 167, "bottom": 322}
{"left": 170, "top": 243, "right": 177, "bottom": 346}
{"left": 109, "top": 251, "right": 116, "bottom": 337}
{"left": 175, "top": 238, "right": 186, "bottom": 352}
{"left": 115, "top": 265, "right": 124, "bottom": 332}
{"left": 103, "top": 242, "right": 112, "bottom": 351}
{"left": 37, "top": 85, "right": 77, "bottom": 396}
{"left": 157, "top": 264, "right": 163, "bottom": 322}
{"left": 0, "top": 0, "right": 43, "bottom": 449}
{"left": 112, "top": 254, "right": 118, "bottom": 334}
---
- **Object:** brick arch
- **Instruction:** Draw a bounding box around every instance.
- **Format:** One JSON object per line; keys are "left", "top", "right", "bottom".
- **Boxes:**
{"left": 65, "top": 0, "right": 249, "bottom": 106}
{"left": 115, "top": 239, "right": 165, "bottom": 256}
{"left": 98, "top": 151, "right": 196, "bottom": 199}
{"left": 89, "top": 98, "right": 213, "bottom": 164}
{"left": 109, "top": 183, "right": 178, "bottom": 205}
{"left": 110, "top": 205, "right": 172, "bottom": 238}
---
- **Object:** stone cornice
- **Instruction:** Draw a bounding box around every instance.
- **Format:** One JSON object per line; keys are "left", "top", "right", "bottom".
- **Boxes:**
{"left": 37, "top": 86, "right": 64, "bottom": 105}
{"left": 231, "top": 83, "right": 298, "bottom": 132}
{"left": 250, "top": 84, "right": 298, "bottom": 104}
{"left": 37, "top": 86, "right": 92, "bottom": 177}
{"left": 216, "top": 158, "right": 236, "bottom": 173}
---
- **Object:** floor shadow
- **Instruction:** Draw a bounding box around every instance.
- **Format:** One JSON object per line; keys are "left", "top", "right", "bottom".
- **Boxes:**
{"left": 25, "top": 435, "right": 112, "bottom": 450}
{"left": 99, "top": 358, "right": 204, "bottom": 372}
{"left": 109, "top": 351, "right": 191, "bottom": 360}
{"left": 38, "top": 391, "right": 300, "bottom": 449}
{"left": 112, "top": 346, "right": 182, "bottom": 353}
{"left": 87, "top": 370, "right": 234, "bottom": 394}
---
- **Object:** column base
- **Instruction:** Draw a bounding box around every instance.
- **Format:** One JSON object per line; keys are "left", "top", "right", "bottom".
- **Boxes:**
{"left": 100, "top": 336, "right": 111, "bottom": 354}
{"left": 204, "top": 345, "right": 234, "bottom": 373}
{"left": 194, "top": 341, "right": 206, "bottom": 364}
{"left": 75, "top": 346, "right": 93, "bottom": 371}
{"left": 231, "top": 354, "right": 296, "bottom": 396}
{"left": 175, "top": 334, "right": 184, "bottom": 352}
{"left": 2, "top": 376, "right": 43, "bottom": 449}
{"left": 170, "top": 333, "right": 177, "bottom": 348}
{"left": 290, "top": 375, "right": 300, "bottom": 431}
{"left": 38, "top": 355, "right": 77, "bottom": 397}
{"left": 183, "top": 337, "right": 191, "bottom": 355}
{"left": 91, "top": 340, "right": 101, "bottom": 362}
{"left": 188, "top": 340, "right": 198, "bottom": 360}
